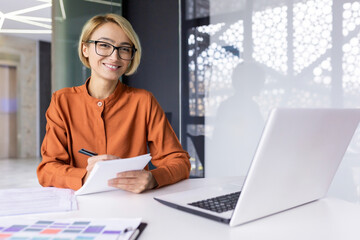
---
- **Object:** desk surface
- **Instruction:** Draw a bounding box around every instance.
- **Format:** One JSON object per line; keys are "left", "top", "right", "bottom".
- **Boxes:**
{"left": 4, "top": 177, "right": 360, "bottom": 240}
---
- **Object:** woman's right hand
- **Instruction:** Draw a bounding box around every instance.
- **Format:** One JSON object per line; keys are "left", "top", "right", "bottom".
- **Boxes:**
{"left": 83, "top": 154, "right": 119, "bottom": 184}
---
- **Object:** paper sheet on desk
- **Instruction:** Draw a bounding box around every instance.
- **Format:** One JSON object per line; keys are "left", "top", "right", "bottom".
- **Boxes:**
{"left": 0, "top": 187, "right": 77, "bottom": 216}
{"left": 76, "top": 154, "right": 151, "bottom": 196}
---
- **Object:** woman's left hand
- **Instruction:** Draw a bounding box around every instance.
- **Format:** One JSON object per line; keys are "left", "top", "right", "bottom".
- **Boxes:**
{"left": 108, "top": 170, "right": 158, "bottom": 193}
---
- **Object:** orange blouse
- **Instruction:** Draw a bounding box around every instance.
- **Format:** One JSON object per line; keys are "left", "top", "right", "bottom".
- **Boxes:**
{"left": 37, "top": 79, "right": 190, "bottom": 190}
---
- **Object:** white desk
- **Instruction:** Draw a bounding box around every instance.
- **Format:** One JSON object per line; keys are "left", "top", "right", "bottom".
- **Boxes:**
{"left": 4, "top": 177, "right": 360, "bottom": 240}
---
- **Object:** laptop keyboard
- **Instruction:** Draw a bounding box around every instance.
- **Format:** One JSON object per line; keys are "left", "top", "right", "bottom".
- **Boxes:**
{"left": 188, "top": 191, "right": 241, "bottom": 213}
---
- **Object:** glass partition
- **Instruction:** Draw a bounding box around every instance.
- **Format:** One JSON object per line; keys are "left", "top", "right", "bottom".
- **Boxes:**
{"left": 52, "top": 0, "right": 122, "bottom": 91}
{"left": 181, "top": 0, "right": 360, "bottom": 203}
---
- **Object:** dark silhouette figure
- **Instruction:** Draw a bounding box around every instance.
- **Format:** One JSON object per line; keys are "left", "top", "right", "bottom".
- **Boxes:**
{"left": 207, "top": 62, "right": 266, "bottom": 177}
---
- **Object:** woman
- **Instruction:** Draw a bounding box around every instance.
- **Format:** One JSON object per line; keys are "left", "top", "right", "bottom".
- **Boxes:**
{"left": 37, "top": 13, "right": 190, "bottom": 193}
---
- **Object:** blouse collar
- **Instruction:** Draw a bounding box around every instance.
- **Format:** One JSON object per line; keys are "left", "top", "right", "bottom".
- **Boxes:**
{"left": 81, "top": 77, "right": 126, "bottom": 107}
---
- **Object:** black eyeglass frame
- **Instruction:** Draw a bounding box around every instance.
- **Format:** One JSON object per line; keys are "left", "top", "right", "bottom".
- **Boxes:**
{"left": 86, "top": 40, "right": 137, "bottom": 60}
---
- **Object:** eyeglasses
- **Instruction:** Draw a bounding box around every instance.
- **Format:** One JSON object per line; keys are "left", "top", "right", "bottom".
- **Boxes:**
{"left": 86, "top": 40, "right": 137, "bottom": 60}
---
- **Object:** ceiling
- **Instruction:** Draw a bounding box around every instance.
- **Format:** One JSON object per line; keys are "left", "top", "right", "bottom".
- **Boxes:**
{"left": 0, "top": 0, "right": 52, "bottom": 42}
{"left": 0, "top": 0, "right": 122, "bottom": 43}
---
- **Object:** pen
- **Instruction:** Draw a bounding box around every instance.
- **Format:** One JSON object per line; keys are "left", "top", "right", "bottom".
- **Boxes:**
{"left": 129, "top": 229, "right": 140, "bottom": 240}
{"left": 78, "top": 148, "right": 98, "bottom": 157}
{"left": 123, "top": 227, "right": 140, "bottom": 240}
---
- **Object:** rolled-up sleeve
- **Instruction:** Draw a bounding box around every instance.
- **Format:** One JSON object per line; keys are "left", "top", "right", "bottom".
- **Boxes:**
{"left": 37, "top": 93, "right": 87, "bottom": 190}
{"left": 146, "top": 93, "right": 191, "bottom": 187}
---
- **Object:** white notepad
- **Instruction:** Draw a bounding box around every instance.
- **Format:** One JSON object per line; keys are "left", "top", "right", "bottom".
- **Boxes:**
{"left": 76, "top": 154, "right": 151, "bottom": 196}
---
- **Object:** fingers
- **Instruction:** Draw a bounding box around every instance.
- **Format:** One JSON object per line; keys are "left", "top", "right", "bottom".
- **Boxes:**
{"left": 86, "top": 154, "right": 118, "bottom": 172}
{"left": 108, "top": 170, "right": 155, "bottom": 194}
{"left": 83, "top": 155, "right": 118, "bottom": 185}
{"left": 89, "top": 154, "right": 118, "bottom": 162}
{"left": 116, "top": 170, "right": 144, "bottom": 178}
{"left": 109, "top": 182, "right": 145, "bottom": 194}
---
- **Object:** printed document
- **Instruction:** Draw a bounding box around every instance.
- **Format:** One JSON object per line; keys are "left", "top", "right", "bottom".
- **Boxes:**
{"left": 0, "top": 187, "right": 77, "bottom": 216}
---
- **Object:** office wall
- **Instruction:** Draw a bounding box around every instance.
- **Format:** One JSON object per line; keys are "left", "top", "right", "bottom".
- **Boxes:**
{"left": 0, "top": 35, "right": 37, "bottom": 158}
{"left": 122, "top": 0, "right": 181, "bottom": 136}
{"left": 182, "top": 0, "right": 360, "bottom": 202}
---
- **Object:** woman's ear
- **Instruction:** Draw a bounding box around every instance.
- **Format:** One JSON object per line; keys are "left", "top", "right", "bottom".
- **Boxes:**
{"left": 82, "top": 43, "right": 89, "bottom": 58}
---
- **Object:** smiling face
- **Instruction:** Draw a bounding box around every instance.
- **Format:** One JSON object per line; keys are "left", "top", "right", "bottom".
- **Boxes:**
{"left": 82, "top": 22, "right": 132, "bottom": 82}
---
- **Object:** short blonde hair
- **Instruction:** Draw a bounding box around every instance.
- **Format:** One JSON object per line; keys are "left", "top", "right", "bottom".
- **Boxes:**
{"left": 78, "top": 13, "right": 141, "bottom": 76}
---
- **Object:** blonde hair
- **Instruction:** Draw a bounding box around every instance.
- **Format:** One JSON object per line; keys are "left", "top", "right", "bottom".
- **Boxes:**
{"left": 78, "top": 13, "right": 141, "bottom": 76}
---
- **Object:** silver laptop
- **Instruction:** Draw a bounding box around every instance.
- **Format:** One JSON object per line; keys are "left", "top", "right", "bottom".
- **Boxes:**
{"left": 154, "top": 108, "right": 360, "bottom": 227}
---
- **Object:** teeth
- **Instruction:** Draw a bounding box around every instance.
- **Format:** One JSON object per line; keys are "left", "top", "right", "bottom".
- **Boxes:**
{"left": 105, "top": 64, "right": 118, "bottom": 69}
